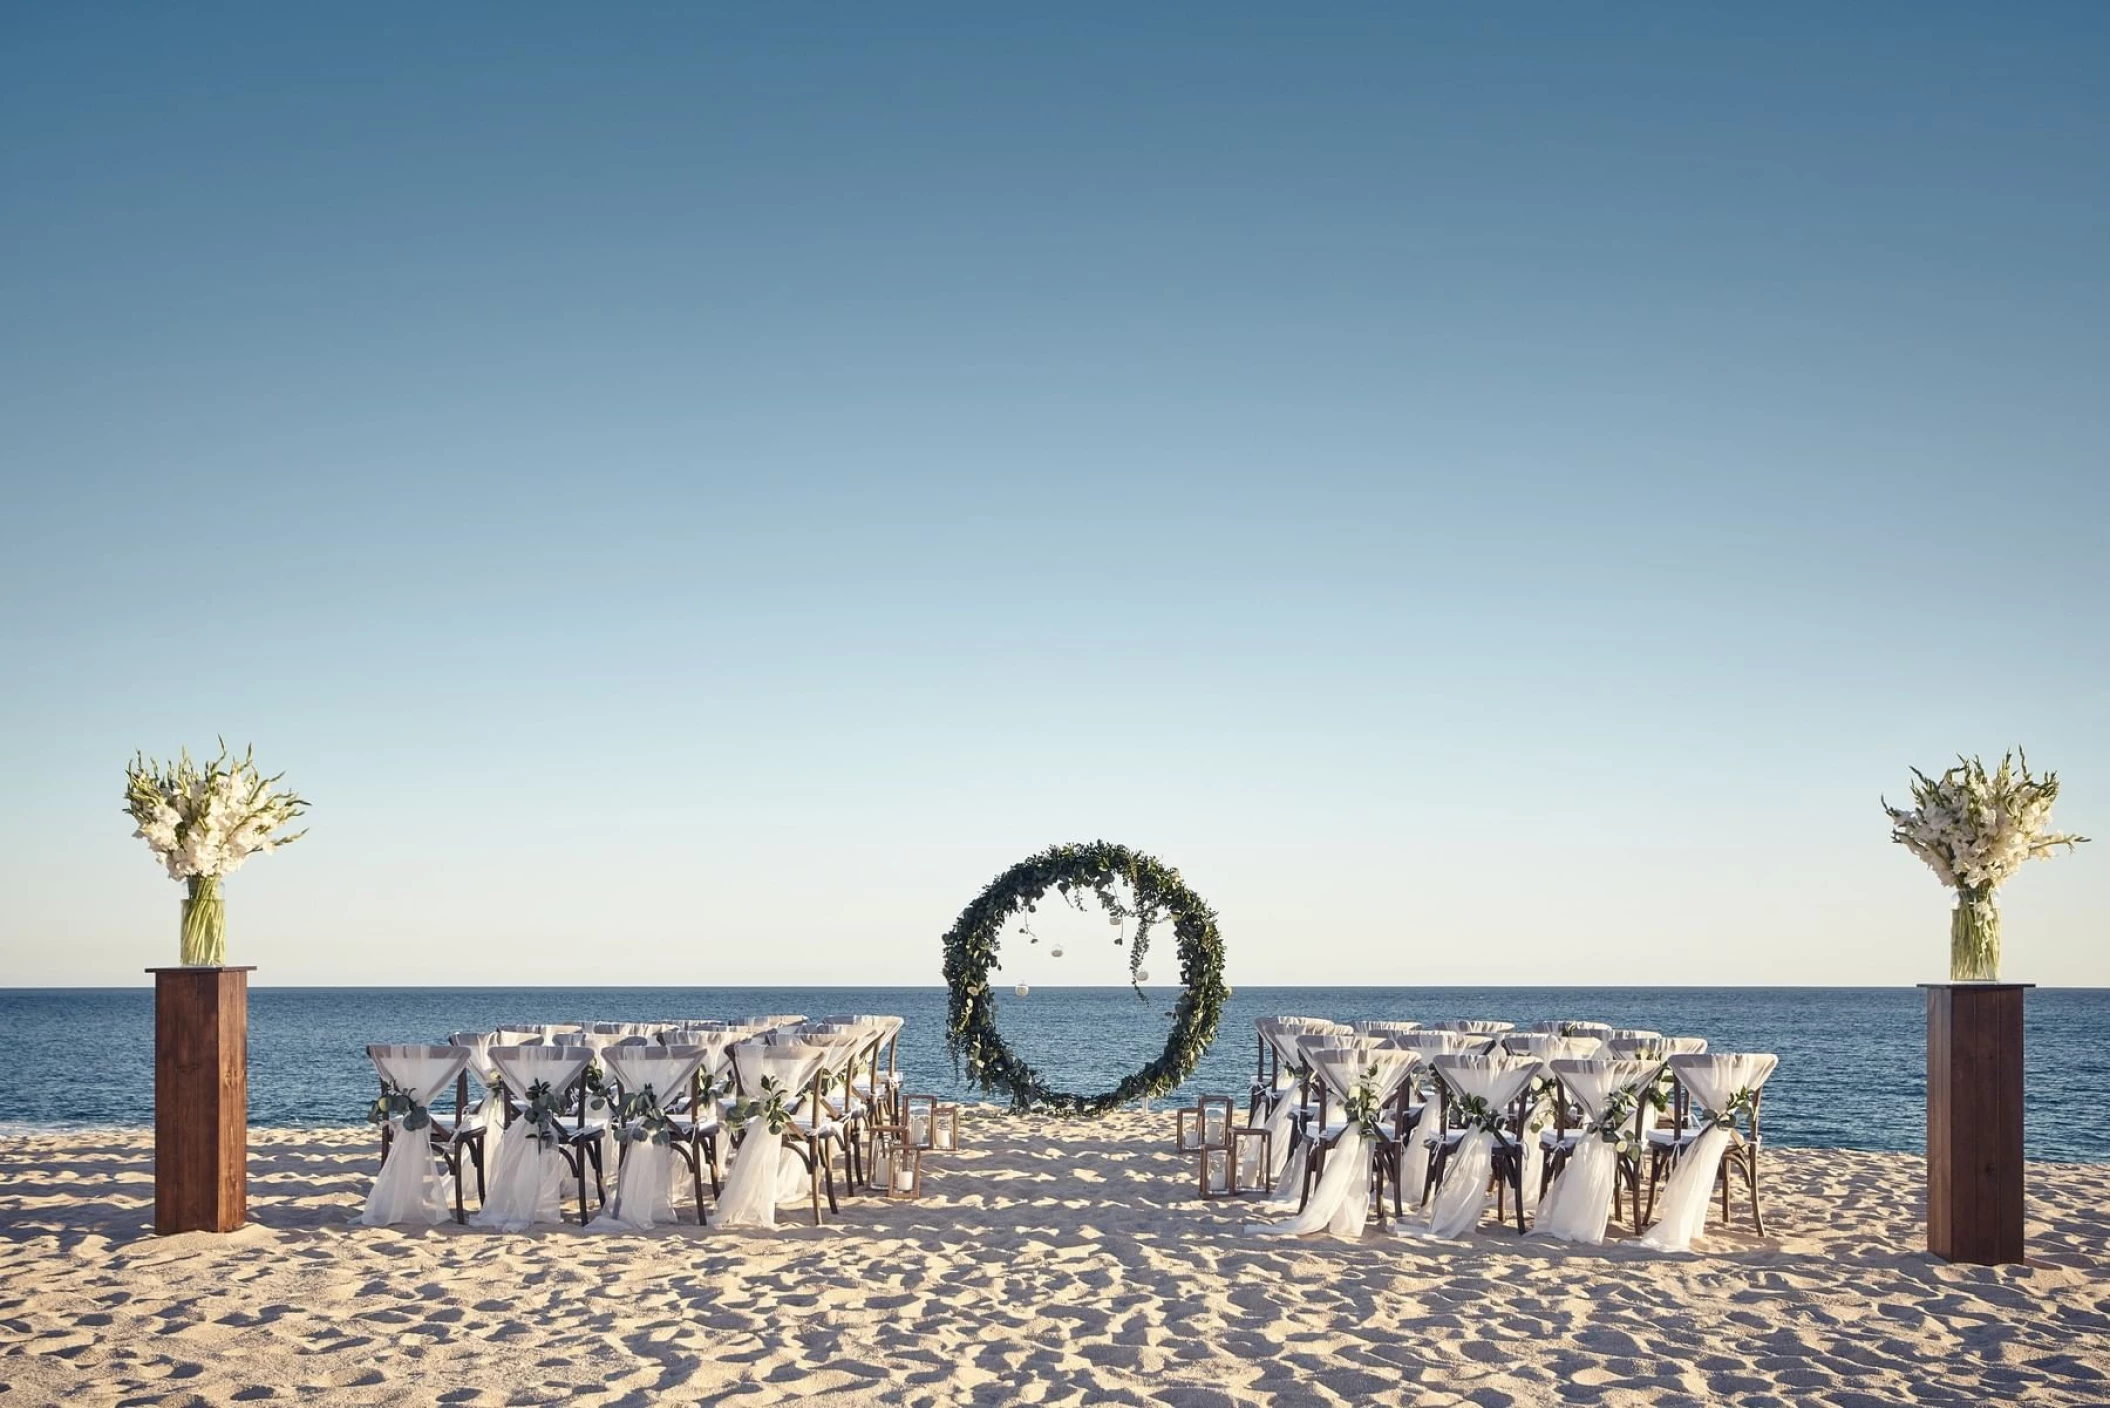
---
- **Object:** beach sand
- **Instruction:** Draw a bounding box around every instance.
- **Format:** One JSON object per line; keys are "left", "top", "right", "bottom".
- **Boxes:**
{"left": 3, "top": 1113, "right": 2107, "bottom": 1406}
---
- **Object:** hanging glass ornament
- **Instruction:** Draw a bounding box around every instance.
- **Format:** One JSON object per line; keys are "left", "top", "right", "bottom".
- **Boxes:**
{"left": 1014, "top": 983, "right": 1030, "bottom": 997}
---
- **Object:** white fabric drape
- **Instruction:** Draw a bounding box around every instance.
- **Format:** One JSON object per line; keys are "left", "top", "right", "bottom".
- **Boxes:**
{"left": 1532, "top": 1057, "right": 1661, "bottom": 1245}
{"left": 1262, "top": 1035, "right": 1386, "bottom": 1204}
{"left": 1251, "top": 1022, "right": 1339, "bottom": 1183}
{"left": 1247, "top": 1048, "right": 1414, "bottom": 1240}
{"left": 596, "top": 1046, "right": 707, "bottom": 1231}
{"left": 1405, "top": 1054, "right": 1538, "bottom": 1241}
{"left": 713, "top": 1042, "right": 828, "bottom": 1230}
{"left": 470, "top": 1047, "right": 591, "bottom": 1231}
{"left": 1494, "top": 1036, "right": 1600, "bottom": 1214}
{"left": 359, "top": 1046, "right": 471, "bottom": 1227}
{"left": 1382, "top": 1032, "right": 1484, "bottom": 1206}
{"left": 1638, "top": 1053, "right": 1779, "bottom": 1252}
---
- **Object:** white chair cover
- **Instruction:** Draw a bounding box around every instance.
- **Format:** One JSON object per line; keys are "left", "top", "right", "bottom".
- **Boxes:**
{"left": 1499, "top": 1033, "right": 1603, "bottom": 1060}
{"left": 596, "top": 1045, "right": 708, "bottom": 1231}
{"left": 1494, "top": 1035, "right": 1602, "bottom": 1213}
{"left": 359, "top": 1046, "right": 471, "bottom": 1227}
{"left": 1382, "top": 1031, "right": 1484, "bottom": 1200}
{"left": 471, "top": 1046, "right": 591, "bottom": 1231}
{"left": 1349, "top": 1020, "right": 1421, "bottom": 1038}
{"left": 714, "top": 1041, "right": 829, "bottom": 1229}
{"left": 1435, "top": 1020, "right": 1515, "bottom": 1036}
{"left": 1532, "top": 1058, "right": 1662, "bottom": 1245}
{"left": 1252, "top": 1021, "right": 1343, "bottom": 1184}
{"left": 1248, "top": 1047, "right": 1415, "bottom": 1240}
{"left": 1407, "top": 1054, "right": 1539, "bottom": 1240}
{"left": 444, "top": 1030, "right": 503, "bottom": 1129}
{"left": 1637, "top": 1053, "right": 1779, "bottom": 1252}
{"left": 1530, "top": 1020, "right": 1614, "bottom": 1039}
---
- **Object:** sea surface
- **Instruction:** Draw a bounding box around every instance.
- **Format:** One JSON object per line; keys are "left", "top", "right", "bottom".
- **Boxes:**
{"left": 2, "top": 986, "right": 2104, "bottom": 1162}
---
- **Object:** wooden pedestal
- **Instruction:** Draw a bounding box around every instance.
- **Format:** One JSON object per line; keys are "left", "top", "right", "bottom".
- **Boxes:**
{"left": 149, "top": 966, "right": 254, "bottom": 1234}
{"left": 1923, "top": 982, "right": 2030, "bottom": 1265}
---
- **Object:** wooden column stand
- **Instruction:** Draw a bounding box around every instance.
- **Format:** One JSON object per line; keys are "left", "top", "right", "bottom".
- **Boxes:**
{"left": 148, "top": 966, "right": 254, "bottom": 1234}
{"left": 1923, "top": 982, "right": 2030, "bottom": 1265}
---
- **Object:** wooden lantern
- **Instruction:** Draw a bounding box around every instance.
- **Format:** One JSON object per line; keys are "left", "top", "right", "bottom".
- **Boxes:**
{"left": 871, "top": 1127, "right": 923, "bottom": 1200}
{"left": 864, "top": 1124, "right": 907, "bottom": 1194}
{"left": 931, "top": 1103, "right": 961, "bottom": 1152}
{"left": 1197, "top": 1145, "right": 1235, "bottom": 1199}
{"left": 1175, "top": 1103, "right": 1208, "bottom": 1152}
{"left": 1230, "top": 1127, "right": 1273, "bottom": 1195}
{"left": 903, "top": 1095, "right": 937, "bottom": 1150}
{"left": 1198, "top": 1095, "right": 1234, "bottom": 1149}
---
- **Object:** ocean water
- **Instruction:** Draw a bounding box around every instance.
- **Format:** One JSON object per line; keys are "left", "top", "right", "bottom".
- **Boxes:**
{"left": 1, "top": 986, "right": 2104, "bottom": 1162}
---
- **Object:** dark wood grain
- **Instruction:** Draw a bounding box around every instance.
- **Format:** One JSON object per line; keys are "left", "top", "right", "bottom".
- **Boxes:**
{"left": 150, "top": 966, "right": 253, "bottom": 1234}
{"left": 1923, "top": 982, "right": 2028, "bottom": 1265}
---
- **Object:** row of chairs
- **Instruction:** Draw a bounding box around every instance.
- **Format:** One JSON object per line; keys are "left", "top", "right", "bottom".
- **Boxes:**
{"left": 1252, "top": 1018, "right": 1776, "bottom": 1246}
{"left": 366, "top": 1014, "right": 906, "bottom": 1227}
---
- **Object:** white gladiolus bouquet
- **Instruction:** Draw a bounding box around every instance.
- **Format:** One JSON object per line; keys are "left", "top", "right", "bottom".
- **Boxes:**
{"left": 125, "top": 743, "right": 307, "bottom": 880}
{"left": 1883, "top": 750, "right": 2086, "bottom": 980}
{"left": 124, "top": 742, "right": 307, "bottom": 965}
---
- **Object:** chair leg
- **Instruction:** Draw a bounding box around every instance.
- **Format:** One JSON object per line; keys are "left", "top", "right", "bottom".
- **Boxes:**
{"left": 446, "top": 1143, "right": 466, "bottom": 1224}
{"left": 823, "top": 1142, "right": 840, "bottom": 1215}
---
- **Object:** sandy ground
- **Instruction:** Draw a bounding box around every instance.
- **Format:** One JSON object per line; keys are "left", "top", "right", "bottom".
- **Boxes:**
{"left": 2, "top": 1113, "right": 2108, "bottom": 1406}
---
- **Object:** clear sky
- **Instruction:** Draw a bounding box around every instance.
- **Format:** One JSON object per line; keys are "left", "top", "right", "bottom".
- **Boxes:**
{"left": 2, "top": 4, "right": 2104, "bottom": 987}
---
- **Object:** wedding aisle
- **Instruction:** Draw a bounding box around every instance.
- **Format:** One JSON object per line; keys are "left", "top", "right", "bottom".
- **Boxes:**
{"left": 4, "top": 1114, "right": 2108, "bottom": 1406}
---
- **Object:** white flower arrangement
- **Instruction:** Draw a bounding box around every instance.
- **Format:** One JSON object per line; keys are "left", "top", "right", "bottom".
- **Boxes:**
{"left": 1883, "top": 750, "right": 2086, "bottom": 980}
{"left": 1883, "top": 750, "right": 2085, "bottom": 894}
{"left": 123, "top": 742, "right": 307, "bottom": 882}
{"left": 123, "top": 742, "right": 307, "bottom": 966}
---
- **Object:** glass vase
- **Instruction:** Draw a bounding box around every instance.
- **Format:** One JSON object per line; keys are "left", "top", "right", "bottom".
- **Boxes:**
{"left": 180, "top": 875, "right": 226, "bottom": 967}
{"left": 1949, "top": 892, "right": 2000, "bottom": 982}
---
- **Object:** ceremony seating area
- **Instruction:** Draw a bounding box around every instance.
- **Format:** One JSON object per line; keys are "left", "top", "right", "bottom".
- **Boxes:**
{"left": 357, "top": 1014, "right": 959, "bottom": 1231}
{"left": 1219, "top": 1017, "right": 1779, "bottom": 1249}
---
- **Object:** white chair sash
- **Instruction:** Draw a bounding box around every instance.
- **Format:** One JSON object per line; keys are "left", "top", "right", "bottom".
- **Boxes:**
{"left": 1407, "top": 1054, "right": 1539, "bottom": 1240}
{"left": 713, "top": 1041, "right": 829, "bottom": 1229}
{"left": 470, "top": 1046, "right": 591, "bottom": 1231}
{"left": 596, "top": 1046, "right": 708, "bottom": 1231}
{"left": 1532, "top": 1058, "right": 1662, "bottom": 1245}
{"left": 1637, "top": 1053, "right": 1778, "bottom": 1252}
{"left": 1248, "top": 1048, "right": 1415, "bottom": 1241}
{"left": 359, "top": 1046, "right": 471, "bottom": 1227}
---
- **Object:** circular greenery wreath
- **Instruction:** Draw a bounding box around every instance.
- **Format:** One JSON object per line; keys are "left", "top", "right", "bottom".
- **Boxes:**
{"left": 942, "top": 840, "right": 1228, "bottom": 1115}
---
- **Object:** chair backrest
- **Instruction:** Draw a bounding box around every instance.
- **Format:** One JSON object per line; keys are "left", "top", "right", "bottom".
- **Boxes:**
{"left": 728, "top": 1039, "right": 829, "bottom": 1104}
{"left": 1500, "top": 1032, "right": 1603, "bottom": 1062}
{"left": 1429, "top": 1053, "right": 1541, "bottom": 1113}
{"left": 1304, "top": 1045, "right": 1418, "bottom": 1106}
{"left": 1530, "top": 1020, "right": 1613, "bottom": 1039}
{"left": 1434, "top": 1019, "right": 1515, "bottom": 1036}
{"left": 1349, "top": 1020, "right": 1422, "bottom": 1039}
{"left": 1387, "top": 1030, "right": 1485, "bottom": 1056}
{"left": 366, "top": 1045, "right": 472, "bottom": 1106}
{"left": 1545, "top": 1057, "right": 1665, "bottom": 1124}
{"left": 601, "top": 1044, "right": 707, "bottom": 1107}
{"left": 1666, "top": 1052, "right": 1778, "bottom": 1135}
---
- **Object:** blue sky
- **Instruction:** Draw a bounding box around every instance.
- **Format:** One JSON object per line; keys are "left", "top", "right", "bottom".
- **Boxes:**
{"left": 2, "top": 4, "right": 2104, "bottom": 986}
